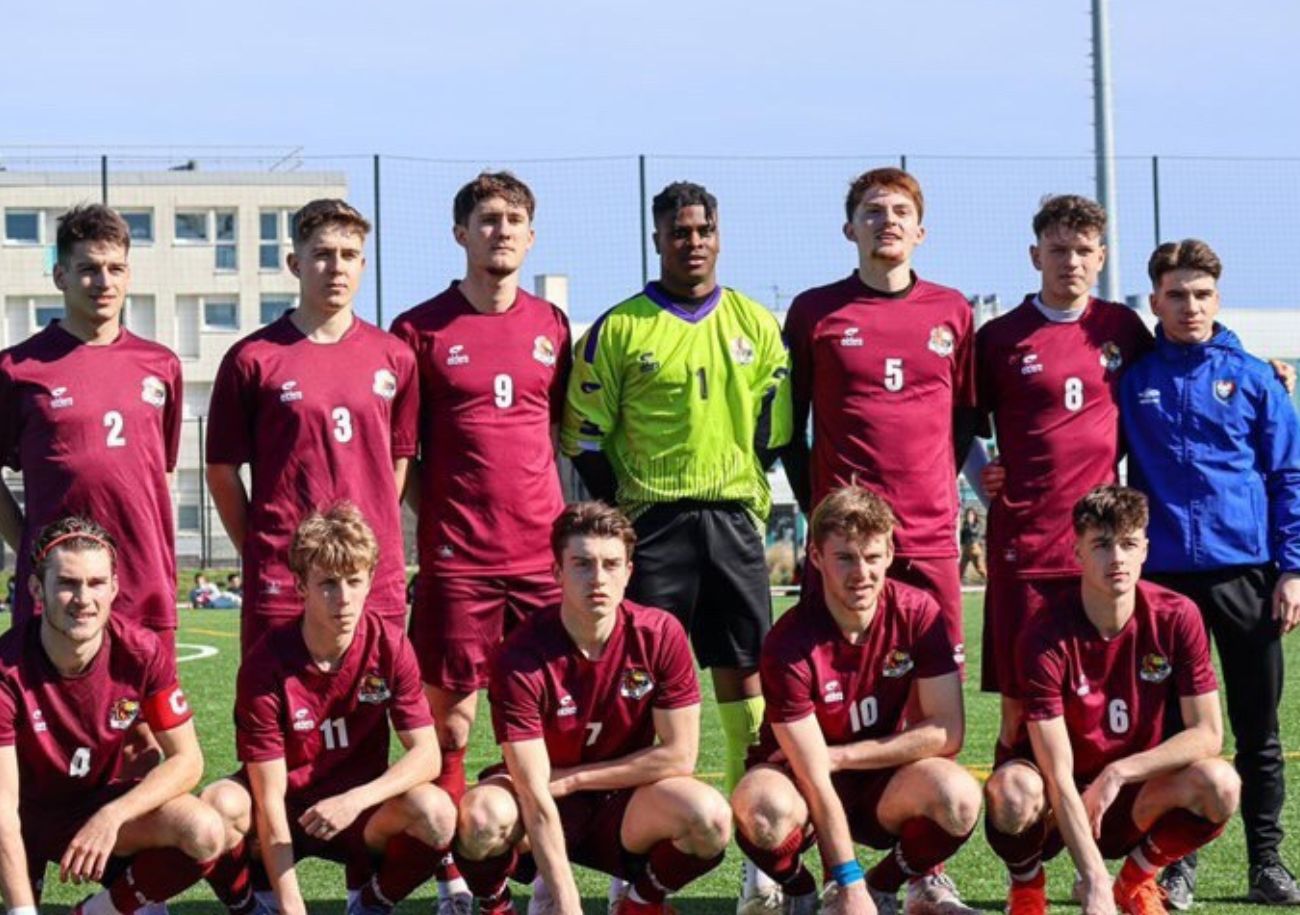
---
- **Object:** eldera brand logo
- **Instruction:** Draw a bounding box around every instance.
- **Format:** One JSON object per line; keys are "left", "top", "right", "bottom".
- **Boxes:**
{"left": 446, "top": 344, "right": 470, "bottom": 367}
{"left": 557, "top": 695, "right": 578, "bottom": 717}
{"left": 49, "top": 386, "right": 74, "bottom": 409}
{"left": 840, "top": 327, "right": 864, "bottom": 348}
{"left": 823, "top": 679, "right": 844, "bottom": 703}
{"left": 280, "top": 380, "right": 304, "bottom": 403}
{"left": 293, "top": 708, "right": 315, "bottom": 732}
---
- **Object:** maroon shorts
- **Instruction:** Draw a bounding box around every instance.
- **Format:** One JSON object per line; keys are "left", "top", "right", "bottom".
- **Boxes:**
{"left": 888, "top": 555, "right": 964, "bottom": 670}
{"left": 409, "top": 571, "right": 559, "bottom": 692}
{"left": 226, "top": 769, "right": 377, "bottom": 871}
{"left": 1040, "top": 781, "right": 1145, "bottom": 862}
{"left": 749, "top": 763, "right": 901, "bottom": 851}
{"left": 21, "top": 784, "right": 134, "bottom": 889}
{"left": 980, "top": 575, "right": 1073, "bottom": 696}
{"left": 555, "top": 788, "right": 640, "bottom": 878}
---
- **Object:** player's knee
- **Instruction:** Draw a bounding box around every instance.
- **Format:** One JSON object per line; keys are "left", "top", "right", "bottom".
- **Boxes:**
{"left": 180, "top": 803, "right": 228, "bottom": 863}
{"left": 682, "top": 787, "right": 732, "bottom": 854}
{"left": 732, "top": 776, "right": 801, "bottom": 847}
{"left": 985, "top": 765, "right": 1044, "bottom": 834}
{"left": 1194, "top": 759, "right": 1241, "bottom": 823}
{"left": 201, "top": 781, "right": 252, "bottom": 834}
{"left": 413, "top": 784, "right": 459, "bottom": 847}
{"left": 457, "top": 788, "right": 517, "bottom": 858}
{"left": 437, "top": 717, "right": 473, "bottom": 751}
{"left": 929, "top": 768, "right": 982, "bottom": 835}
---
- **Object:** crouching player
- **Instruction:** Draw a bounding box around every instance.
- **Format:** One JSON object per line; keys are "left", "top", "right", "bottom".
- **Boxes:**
{"left": 454, "top": 502, "right": 730, "bottom": 915}
{"left": 201, "top": 504, "right": 457, "bottom": 915}
{"left": 731, "top": 487, "right": 982, "bottom": 915}
{"left": 0, "top": 517, "right": 237, "bottom": 913}
{"left": 983, "top": 486, "right": 1239, "bottom": 915}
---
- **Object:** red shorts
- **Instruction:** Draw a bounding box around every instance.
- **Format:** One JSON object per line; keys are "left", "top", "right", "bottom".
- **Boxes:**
{"left": 227, "top": 770, "right": 377, "bottom": 873}
{"left": 21, "top": 783, "right": 134, "bottom": 889}
{"left": 888, "top": 555, "right": 964, "bottom": 670}
{"left": 555, "top": 788, "right": 640, "bottom": 878}
{"left": 1040, "top": 781, "right": 1145, "bottom": 862}
{"left": 980, "top": 575, "right": 1073, "bottom": 696}
{"left": 409, "top": 571, "right": 559, "bottom": 692}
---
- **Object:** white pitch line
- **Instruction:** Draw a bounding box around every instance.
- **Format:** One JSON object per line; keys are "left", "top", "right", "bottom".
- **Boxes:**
{"left": 175, "top": 642, "right": 219, "bottom": 663}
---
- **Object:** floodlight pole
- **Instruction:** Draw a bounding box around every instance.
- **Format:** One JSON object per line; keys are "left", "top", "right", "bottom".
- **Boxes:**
{"left": 1093, "top": 0, "right": 1121, "bottom": 302}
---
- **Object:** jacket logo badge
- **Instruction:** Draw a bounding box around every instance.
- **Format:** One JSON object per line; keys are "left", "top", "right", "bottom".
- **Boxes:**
{"left": 1213, "top": 379, "right": 1237, "bottom": 403}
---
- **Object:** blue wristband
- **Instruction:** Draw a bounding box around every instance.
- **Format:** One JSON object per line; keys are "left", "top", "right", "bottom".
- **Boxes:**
{"left": 830, "top": 860, "right": 864, "bottom": 887}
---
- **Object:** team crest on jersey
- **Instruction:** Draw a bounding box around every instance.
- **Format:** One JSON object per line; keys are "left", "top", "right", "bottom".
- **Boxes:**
{"left": 108, "top": 698, "right": 140, "bottom": 731}
{"left": 730, "top": 335, "right": 756, "bottom": 366}
{"left": 927, "top": 326, "right": 954, "bottom": 358}
{"left": 279, "top": 380, "right": 304, "bottom": 403}
{"left": 49, "top": 386, "right": 74, "bottom": 409}
{"left": 292, "top": 708, "right": 315, "bottom": 732}
{"left": 639, "top": 352, "right": 660, "bottom": 373}
{"left": 372, "top": 368, "right": 398, "bottom": 400}
{"left": 1099, "top": 341, "right": 1124, "bottom": 372}
{"left": 822, "top": 679, "right": 844, "bottom": 704}
{"left": 446, "top": 345, "right": 470, "bottom": 367}
{"left": 533, "top": 336, "right": 557, "bottom": 367}
{"left": 358, "top": 670, "right": 392, "bottom": 704}
{"left": 1139, "top": 653, "right": 1172, "bottom": 683}
{"left": 881, "top": 650, "right": 914, "bottom": 678}
{"left": 140, "top": 375, "right": 167, "bottom": 408}
{"left": 840, "top": 327, "right": 865, "bottom": 348}
{"left": 557, "top": 695, "right": 578, "bottom": 717}
{"left": 619, "top": 668, "right": 654, "bottom": 701}
{"left": 1019, "top": 352, "right": 1044, "bottom": 376}
{"left": 1214, "top": 379, "right": 1237, "bottom": 403}
{"left": 30, "top": 708, "right": 46, "bottom": 733}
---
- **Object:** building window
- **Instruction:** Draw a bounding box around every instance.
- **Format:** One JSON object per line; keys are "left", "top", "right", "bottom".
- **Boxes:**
{"left": 177, "top": 503, "right": 201, "bottom": 533}
{"left": 203, "top": 299, "right": 239, "bottom": 331}
{"left": 215, "top": 210, "right": 237, "bottom": 271}
{"left": 260, "top": 295, "right": 296, "bottom": 325}
{"left": 4, "top": 211, "right": 42, "bottom": 244}
{"left": 122, "top": 211, "right": 154, "bottom": 244}
{"left": 174, "top": 211, "right": 209, "bottom": 242}
{"left": 33, "top": 303, "right": 62, "bottom": 328}
{"left": 175, "top": 209, "right": 237, "bottom": 270}
{"left": 259, "top": 210, "right": 291, "bottom": 270}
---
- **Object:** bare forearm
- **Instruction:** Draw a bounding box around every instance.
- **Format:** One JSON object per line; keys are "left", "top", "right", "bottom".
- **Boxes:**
{"left": 103, "top": 752, "right": 201, "bottom": 825}
{"left": 257, "top": 804, "right": 305, "bottom": 915}
{"left": 797, "top": 771, "right": 857, "bottom": 869}
{"left": 518, "top": 790, "right": 582, "bottom": 912}
{"left": 403, "top": 461, "right": 422, "bottom": 514}
{"left": 1108, "top": 727, "right": 1220, "bottom": 786}
{"left": 1044, "top": 774, "right": 1108, "bottom": 882}
{"left": 0, "top": 482, "right": 23, "bottom": 553}
{"left": 0, "top": 814, "right": 34, "bottom": 908}
{"left": 552, "top": 743, "right": 693, "bottom": 794}
{"left": 344, "top": 741, "right": 438, "bottom": 812}
{"left": 834, "top": 717, "right": 958, "bottom": 771}
{"left": 206, "top": 465, "right": 249, "bottom": 552}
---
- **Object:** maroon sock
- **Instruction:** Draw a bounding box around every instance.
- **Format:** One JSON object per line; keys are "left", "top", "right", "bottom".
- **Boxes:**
{"left": 110, "top": 848, "right": 214, "bottom": 913}
{"left": 453, "top": 845, "right": 519, "bottom": 900}
{"left": 358, "top": 833, "right": 445, "bottom": 907}
{"left": 204, "top": 838, "right": 256, "bottom": 913}
{"left": 1133, "top": 810, "right": 1226, "bottom": 874}
{"left": 631, "top": 840, "right": 725, "bottom": 903}
{"left": 435, "top": 849, "right": 463, "bottom": 885}
{"left": 867, "top": 818, "right": 972, "bottom": 894}
{"left": 735, "top": 825, "right": 813, "bottom": 891}
{"left": 985, "top": 813, "right": 1048, "bottom": 882}
{"left": 437, "top": 747, "right": 468, "bottom": 805}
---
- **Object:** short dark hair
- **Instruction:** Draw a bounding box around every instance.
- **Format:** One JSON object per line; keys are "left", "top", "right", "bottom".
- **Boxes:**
{"left": 652, "top": 182, "right": 718, "bottom": 226}
{"left": 287, "top": 502, "right": 380, "bottom": 582}
{"left": 550, "top": 501, "right": 637, "bottom": 562}
{"left": 31, "top": 516, "right": 117, "bottom": 579}
{"left": 1148, "top": 239, "right": 1222, "bottom": 288}
{"left": 291, "top": 199, "right": 371, "bottom": 246}
{"left": 453, "top": 172, "right": 537, "bottom": 227}
{"left": 845, "top": 168, "right": 925, "bottom": 223}
{"left": 56, "top": 205, "right": 131, "bottom": 266}
{"left": 1072, "top": 485, "right": 1149, "bottom": 537}
{"left": 810, "top": 485, "right": 898, "bottom": 548}
{"left": 1032, "top": 194, "right": 1107, "bottom": 239}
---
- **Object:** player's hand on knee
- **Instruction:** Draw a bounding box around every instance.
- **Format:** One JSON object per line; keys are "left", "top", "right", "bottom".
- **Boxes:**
{"left": 1081, "top": 768, "right": 1122, "bottom": 839}
{"left": 299, "top": 792, "right": 363, "bottom": 839}
{"left": 61, "top": 807, "right": 123, "bottom": 883}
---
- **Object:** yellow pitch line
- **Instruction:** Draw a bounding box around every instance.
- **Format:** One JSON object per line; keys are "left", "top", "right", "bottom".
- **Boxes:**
{"left": 183, "top": 627, "right": 239, "bottom": 639}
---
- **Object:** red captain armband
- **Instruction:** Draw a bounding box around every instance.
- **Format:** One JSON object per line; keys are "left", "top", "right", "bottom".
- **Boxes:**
{"left": 142, "top": 684, "right": 193, "bottom": 732}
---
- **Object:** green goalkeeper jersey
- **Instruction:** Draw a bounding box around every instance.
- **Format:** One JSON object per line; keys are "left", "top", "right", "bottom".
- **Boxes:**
{"left": 561, "top": 283, "right": 793, "bottom": 521}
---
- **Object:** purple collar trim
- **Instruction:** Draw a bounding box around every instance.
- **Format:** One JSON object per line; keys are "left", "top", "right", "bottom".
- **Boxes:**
{"left": 643, "top": 283, "right": 723, "bottom": 324}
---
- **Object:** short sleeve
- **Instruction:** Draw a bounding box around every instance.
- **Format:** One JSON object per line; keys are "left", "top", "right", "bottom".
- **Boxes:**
{"left": 0, "top": 362, "right": 21, "bottom": 472}
{"left": 755, "top": 312, "right": 793, "bottom": 450}
{"left": 0, "top": 677, "right": 19, "bottom": 747}
{"left": 974, "top": 323, "right": 998, "bottom": 437}
{"left": 389, "top": 341, "right": 420, "bottom": 460}
{"left": 163, "top": 355, "right": 183, "bottom": 472}
{"left": 783, "top": 299, "right": 814, "bottom": 421}
{"left": 952, "top": 308, "right": 977, "bottom": 410}
{"left": 652, "top": 615, "right": 701, "bottom": 710}
{"left": 760, "top": 638, "right": 815, "bottom": 725}
{"left": 560, "top": 314, "right": 623, "bottom": 458}
{"left": 1172, "top": 602, "right": 1218, "bottom": 698}
{"left": 387, "top": 633, "right": 434, "bottom": 732}
{"left": 1020, "top": 627, "right": 1068, "bottom": 722}
{"left": 487, "top": 646, "right": 547, "bottom": 744}
{"left": 549, "top": 311, "right": 574, "bottom": 426}
{"left": 910, "top": 593, "right": 959, "bottom": 679}
{"left": 235, "top": 652, "right": 286, "bottom": 763}
{"left": 206, "top": 346, "right": 256, "bottom": 466}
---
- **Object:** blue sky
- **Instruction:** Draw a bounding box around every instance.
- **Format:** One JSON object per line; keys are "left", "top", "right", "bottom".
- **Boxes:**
{"left": 4, "top": 1, "right": 1298, "bottom": 321}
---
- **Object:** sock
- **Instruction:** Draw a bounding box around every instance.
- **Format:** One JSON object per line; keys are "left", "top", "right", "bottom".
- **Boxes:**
{"left": 364, "top": 834, "right": 444, "bottom": 907}
{"left": 454, "top": 846, "right": 519, "bottom": 900}
{"left": 436, "top": 747, "right": 468, "bottom": 806}
{"left": 1122, "top": 810, "right": 1225, "bottom": 881}
{"left": 867, "top": 817, "right": 971, "bottom": 894}
{"left": 205, "top": 838, "right": 257, "bottom": 913}
{"left": 108, "top": 848, "right": 215, "bottom": 913}
{"left": 717, "top": 697, "right": 765, "bottom": 794}
{"left": 985, "top": 813, "right": 1049, "bottom": 883}
{"left": 734, "top": 826, "right": 814, "bottom": 893}
{"left": 435, "top": 850, "right": 469, "bottom": 898}
{"left": 630, "top": 840, "right": 725, "bottom": 904}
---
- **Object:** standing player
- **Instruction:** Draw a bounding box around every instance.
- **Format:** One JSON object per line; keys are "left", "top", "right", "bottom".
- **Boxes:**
{"left": 731, "top": 487, "right": 982, "bottom": 915}
{"left": 202, "top": 504, "right": 458, "bottom": 915}
{"left": 453, "top": 502, "right": 731, "bottom": 915}
{"left": 984, "top": 486, "right": 1240, "bottom": 915}
{"left": 391, "top": 172, "right": 571, "bottom": 808}
{"left": 0, "top": 205, "right": 181, "bottom": 649}
{"left": 0, "top": 517, "right": 237, "bottom": 914}
{"left": 207, "top": 199, "right": 417, "bottom": 654}
{"left": 562, "top": 180, "right": 791, "bottom": 806}
{"left": 974, "top": 196, "right": 1152, "bottom": 756}
{"left": 782, "top": 168, "right": 976, "bottom": 667}
{"left": 1120, "top": 240, "right": 1300, "bottom": 905}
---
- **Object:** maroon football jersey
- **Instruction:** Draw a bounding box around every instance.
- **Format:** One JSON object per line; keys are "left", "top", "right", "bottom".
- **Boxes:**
{"left": 758, "top": 580, "right": 957, "bottom": 756}
{"left": 391, "top": 284, "right": 571, "bottom": 575}
{"left": 236, "top": 612, "right": 432, "bottom": 810}
{"left": 0, "top": 617, "right": 190, "bottom": 807}
{"left": 785, "top": 274, "right": 975, "bottom": 558}
{"left": 1021, "top": 581, "right": 1217, "bottom": 782}
{"left": 977, "top": 298, "right": 1153, "bottom": 578}
{"left": 489, "top": 601, "right": 699, "bottom": 768}
{"left": 0, "top": 323, "right": 181, "bottom": 629}
{"left": 206, "top": 316, "right": 417, "bottom": 626}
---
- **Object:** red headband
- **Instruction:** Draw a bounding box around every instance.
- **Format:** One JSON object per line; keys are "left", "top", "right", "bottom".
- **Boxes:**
{"left": 36, "top": 532, "right": 115, "bottom": 563}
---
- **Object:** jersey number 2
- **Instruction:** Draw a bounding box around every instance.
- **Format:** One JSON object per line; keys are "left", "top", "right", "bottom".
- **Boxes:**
{"left": 104, "top": 411, "right": 126, "bottom": 448}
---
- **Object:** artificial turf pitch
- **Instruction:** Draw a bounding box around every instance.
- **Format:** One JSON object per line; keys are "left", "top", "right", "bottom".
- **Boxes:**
{"left": 21, "top": 593, "right": 1300, "bottom": 912}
